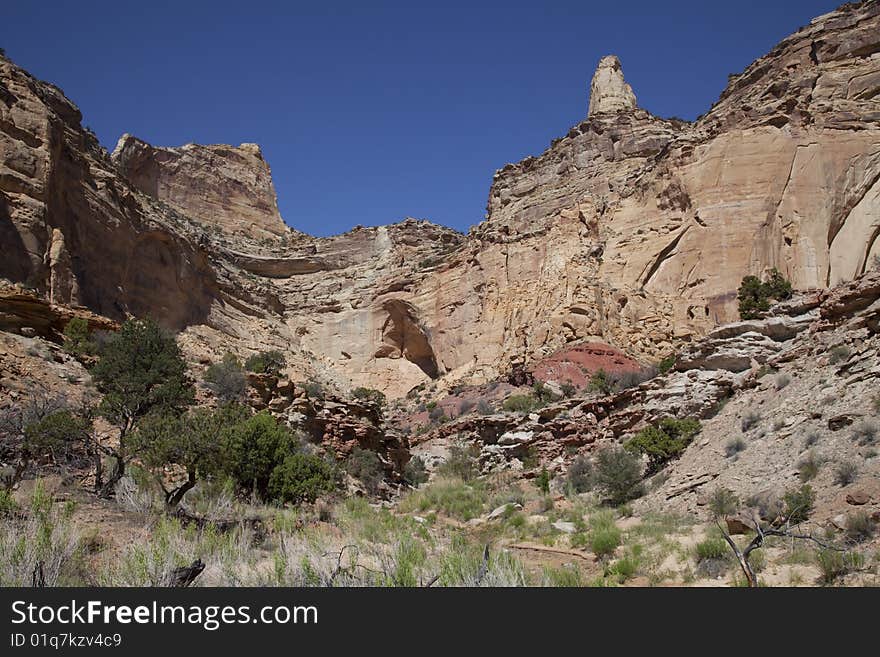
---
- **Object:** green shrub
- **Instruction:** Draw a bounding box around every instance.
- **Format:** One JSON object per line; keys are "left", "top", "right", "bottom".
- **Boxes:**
{"left": 535, "top": 467, "right": 551, "bottom": 494}
{"left": 268, "top": 453, "right": 337, "bottom": 504}
{"left": 588, "top": 370, "right": 615, "bottom": 395}
{"left": 725, "top": 436, "right": 747, "bottom": 458}
{"left": 302, "top": 379, "right": 324, "bottom": 399}
{"left": 695, "top": 536, "right": 728, "bottom": 561}
{"left": 657, "top": 355, "right": 676, "bottom": 374}
{"left": 605, "top": 547, "right": 641, "bottom": 583}
{"left": 566, "top": 455, "right": 593, "bottom": 494}
{"left": 816, "top": 549, "right": 864, "bottom": 584}
{"left": 741, "top": 410, "right": 761, "bottom": 432}
{"left": 737, "top": 269, "right": 792, "bottom": 319}
{"left": 244, "top": 350, "right": 285, "bottom": 375}
{"left": 23, "top": 410, "right": 90, "bottom": 460}
{"left": 502, "top": 394, "right": 539, "bottom": 413}
{"left": 588, "top": 514, "right": 621, "bottom": 558}
{"left": 625, "top": 417, "right": 701, "bottom": 474}
{"left": 403, "top": 456, "right": 428, "bottom": 487}
{"left": 437, "top": 444, "right": 479, "bottom": 481}
{"left": 560, "top": 381, "right": 577, "bottom": 398}
{"left": 62, "top": 317, "right": 96, "bottom": 357}
{"left": 851, "top": 419, "right": 877, "bottom": 446}
{"left": 844, "top": 511, "right": 875, "bottom": 543}
{"left": 783, "top": 484, "right": 815, "bottom": 525}
{"left": 593, "top": 447, "right": 643, "bottom": 505}
{"left": 400, "top": 477, "right": 485, "bottom": 521}
{"left": 798, "top": 450, "right": 822, "bottom": 482}
{"left": 221, "top": 410, "right": 297, "bottom": 497}
{"left": 0, "top": 488, "right": 18, "bottom": 515}
{"left": 833, "top": 460, "right": 858, "bottom": 486}
{"left": 345, "top": 448, "right": 384, "bottom": 494}
{"left": 352, "top": 387, "right": 386, "bottom": 407}
{"left": 707, "top": 487, "right": 739, "bottom": 519}
{"left": 828, "top": 345, "right": 851, "bottom": 365}
{"left": 802, "top": 428, "right": 820, "bottom": 449}
{"left": 532, "top": 382, "right": 557, "bottom": 404}
{"left": 204, "top": 352, "right": 247, "bottom": 403}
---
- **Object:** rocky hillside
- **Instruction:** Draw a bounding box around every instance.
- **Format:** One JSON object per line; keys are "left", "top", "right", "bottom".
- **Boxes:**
{"left": 1, "top": 1, "right": 879, "bottom": 402}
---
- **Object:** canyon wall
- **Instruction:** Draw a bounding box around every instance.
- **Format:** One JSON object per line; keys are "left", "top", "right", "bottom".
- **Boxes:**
{"left": 1, "top": 1, "right": 878, "bottom": 397}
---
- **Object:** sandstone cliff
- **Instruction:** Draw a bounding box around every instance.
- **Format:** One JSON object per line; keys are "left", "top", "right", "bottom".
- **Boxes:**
{"left": 1, "top": 1, "right": 879, "bottom": 399}
{"left": 111, "top": 135, "right": 290, "bottom": 240}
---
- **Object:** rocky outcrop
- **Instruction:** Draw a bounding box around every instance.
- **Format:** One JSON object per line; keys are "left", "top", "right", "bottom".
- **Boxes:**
{"left": 0, "top": 54, "right": 221, "bottom": 331}
{"left": 588, "top": 55, "right": 637, "bottom": 116}
{"left": 112, "top": 135, "right": 289, "bottom": 240}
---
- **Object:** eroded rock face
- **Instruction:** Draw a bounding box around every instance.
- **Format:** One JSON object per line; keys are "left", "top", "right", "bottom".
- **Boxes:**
{"left": 588, "top": 55, "right": 637, "bottom": 116}
{"left": 1, "top": 1, "right": 879, "bottom": 399}
{"left": 0, "top": 55, "right": 220, "bottom": 331}
{"left": 112, "top": 135, "right": 289, "bottom": 240}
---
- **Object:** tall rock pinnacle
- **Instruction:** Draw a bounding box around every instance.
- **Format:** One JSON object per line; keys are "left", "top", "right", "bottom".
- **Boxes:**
{"left": 588, "top": 55, "right": 637, "bottom": 116}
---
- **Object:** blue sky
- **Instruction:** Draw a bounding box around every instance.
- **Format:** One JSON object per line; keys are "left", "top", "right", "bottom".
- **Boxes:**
{"left": 3, "top": 1, "right": 840, "bottom": 237}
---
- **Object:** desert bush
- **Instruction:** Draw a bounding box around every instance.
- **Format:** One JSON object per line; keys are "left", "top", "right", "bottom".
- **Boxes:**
{"left": 399, "top": 477, "right": 486, "bottom": 521}
{"left": 802, "top": 428, "right": 820, "bottom": 449}
{"left": 345, "top": 447, "right": 384, "bottom": 494}
{"left": 604, "top": 547, "right": 641, "bottom": 584}
{"left": 458, "top": 399, "right": 476, "bottom": 415}
{"left": 593, "top": 447, "right": 643, "bottom": 505}
{"left": 797, "top": 450, "right": 822, "bottom": 482}
{"left": 816, "top": 549, "right": 864, "bottom": 584}
{"left": 204, "top": 352, "right": 247, "bottom": 403}
{"left": 302, "top": 379, "right": 324, "bottom": 399}
{"left": 695, "top": 536, "right": 728, "bottom": 561}
{"left": 403, "top": 456, "right": 428, "bottom": 487}
{"left": 844, "top": 511, "right": 875, "bottom": 543}
{"left": 560, "top": 381, "right": 577, "bottom": 398}
{"left": 268, "top": 453, "right": 337, "bottom": 504}
{"left": 532, "top": 382, "right": 557, "bottom": 404}
{"left": 352, "top": 387, "right": 386, "bottom": 407}
{"left": 657, "top": 355, "right": 676, "bottom": 374}
{"left": 725, "top": 436, "right": 747, "bottom": 457}
{"left": 535, "top": 467, "right": 551, "bottom": 494}
{"left": 62, "top": 317, "right": 96, "bottom": 357}
{"left": 566, "top": 455, "right": 593, "bottom": 494}
{"left": 625, "top": 417, "right": 701, "bottom": 474}
{"left": 851, "top": 419, "right": 878, "bottom": 446}
{"left": 476, "top": 399, "right": 493, "bottom": 415}
{"left": 502, "top": 394, "right": 539, "bottom": 413}
{"left": 737, "top": 269, "right": 792, "bottom": 319}
{"left": 708, "top": 487, "right": 739, "bottom": 519}
{"left": 438, "top": 534, "right": 526, "bottom": 586}
{"left": 783, "top": 484, "right": 815, "bottom": 524}
{"left": 833, "top": 460, "right": 858, "bottom": 486}
{"left": 436, "top": 444, "right": 479, "bottom": 481}
{"left": 0, "top": 483, "right": 84, "bottom": 586}
{"left": 588, "top": 513, "right": 621, "bottom": 558}
{"left": 542, "top": 564, "right": 584, "bottom": 587}
{"left": 428, "top": 406, "right": 446, "bottom": 422}
{"left": 828, "top": 344, "right": 851, "bottom": 365}
{"left": 588, "top": 369, "right": 615, "bottom": 395}
{"left": 741, "top": 410, "right": 761, "bottom": 432}
{"left": 244, "top": 350, "right": 285, "bottom": 375}
{"left": 221, "top": 409, "right": 297, "bottom": 498}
